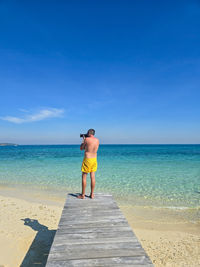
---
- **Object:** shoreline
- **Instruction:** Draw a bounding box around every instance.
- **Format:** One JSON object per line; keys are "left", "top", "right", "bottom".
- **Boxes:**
{"left": 1, "top": 182, "right": 199, "bottom": 211}
{"left": 0, "top": 186, "right": 199, "bottom": 266}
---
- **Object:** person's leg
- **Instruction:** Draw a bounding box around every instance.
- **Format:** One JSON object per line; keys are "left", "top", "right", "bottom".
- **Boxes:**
{"left": 77, "top": 172, "right": 87, "bottom": 199}
{"left": 90, "top": 172, "right": 95, "bottom": 198}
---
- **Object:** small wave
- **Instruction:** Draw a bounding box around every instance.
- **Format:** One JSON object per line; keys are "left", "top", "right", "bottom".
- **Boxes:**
{"left": 151, "top": 206, "right": 200, "bottom": 210}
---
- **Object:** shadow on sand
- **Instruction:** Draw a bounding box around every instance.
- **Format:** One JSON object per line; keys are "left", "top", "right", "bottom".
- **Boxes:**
{"left": 20, "top": 218, "right": 56, "bottom": 267}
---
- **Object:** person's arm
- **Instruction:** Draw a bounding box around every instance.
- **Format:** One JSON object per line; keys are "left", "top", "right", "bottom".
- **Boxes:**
{"left": 80, "top": 137, "right": 86, "bottom": 150}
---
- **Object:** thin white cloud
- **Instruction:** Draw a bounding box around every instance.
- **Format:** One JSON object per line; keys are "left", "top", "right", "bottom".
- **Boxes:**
{"left": 0, "top": 108, "right": 64, "bottom": 124}
{"left": 18, "top": 108, "right": 29, "bottom": 113}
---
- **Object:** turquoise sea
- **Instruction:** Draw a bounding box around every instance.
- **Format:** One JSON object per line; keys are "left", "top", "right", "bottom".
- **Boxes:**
{"left": 0, "top": 144, "right": 200, "bottom": 208}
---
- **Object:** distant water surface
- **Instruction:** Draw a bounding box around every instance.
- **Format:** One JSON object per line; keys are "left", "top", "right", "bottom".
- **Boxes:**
{"left": 0, "top": 144, "right": 199, "bottom": 208}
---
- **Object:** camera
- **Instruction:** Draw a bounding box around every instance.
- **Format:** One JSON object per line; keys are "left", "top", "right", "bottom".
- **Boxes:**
{"left": 80, "top": 134, "right": 89, "bottom": 138}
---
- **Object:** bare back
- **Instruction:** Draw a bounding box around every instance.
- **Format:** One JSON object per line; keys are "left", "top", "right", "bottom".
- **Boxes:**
{"left": 83, "top": 136, "right": 99, "bottom": 158}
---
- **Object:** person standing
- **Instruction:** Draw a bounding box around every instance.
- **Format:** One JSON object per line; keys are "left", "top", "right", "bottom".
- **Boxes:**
{"left": 78, "top": 129, "right": 99, "bottom": 199}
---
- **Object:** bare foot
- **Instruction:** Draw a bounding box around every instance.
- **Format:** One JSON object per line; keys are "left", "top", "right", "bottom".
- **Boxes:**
{"left": 90, "top": 193, "right": 94, "bottom": 199}
{"left": 77, "top": 194, "right": 85, "bottom": 199}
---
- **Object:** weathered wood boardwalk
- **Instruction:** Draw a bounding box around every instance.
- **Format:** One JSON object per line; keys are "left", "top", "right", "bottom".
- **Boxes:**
{"left": 46, "top": 193, "right": 153, "bottom": 266}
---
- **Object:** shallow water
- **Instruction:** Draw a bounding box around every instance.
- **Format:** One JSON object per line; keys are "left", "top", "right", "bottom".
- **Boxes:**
{"left": 0, "top": 144, "right": 200, "bottom": 208}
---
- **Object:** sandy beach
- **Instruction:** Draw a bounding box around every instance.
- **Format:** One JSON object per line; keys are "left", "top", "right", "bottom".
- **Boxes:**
{"left": 0, "top": 187, "right": 199, "bottom": 267}
{"left": 121, "top": 205, "right": 200, "bottom": 267}
{"left": 0, "top": 189, "right": 63, "bottom": 267}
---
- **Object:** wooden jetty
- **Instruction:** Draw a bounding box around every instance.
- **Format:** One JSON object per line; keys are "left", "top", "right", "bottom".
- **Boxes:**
{"left": 46, "top": 193, "right": 153, "bottom": 266}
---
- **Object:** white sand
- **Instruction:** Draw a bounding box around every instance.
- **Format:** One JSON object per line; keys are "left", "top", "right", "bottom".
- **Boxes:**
{"left": 121, "top": 205, "right": 200, "bottom": 266}
{"left": 0, "top": 193, "right": 63, "bottom": 267}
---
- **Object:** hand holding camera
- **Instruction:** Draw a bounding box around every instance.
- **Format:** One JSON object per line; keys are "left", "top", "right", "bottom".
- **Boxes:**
{"left": 80, "top": 134, "right": 88, "bottom": 138}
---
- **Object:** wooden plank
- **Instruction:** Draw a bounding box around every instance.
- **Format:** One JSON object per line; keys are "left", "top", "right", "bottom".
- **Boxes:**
{"left": 52, "top": 237, "right": 136, "bottom": 245}
{"left": 55, "top": 226, "right": 132, "bottom": 234}
{"left": 46, "top": 256, "right": 153, "bottom": 267}
{"left": 46, "top": 193, "right": 153, "bottom": 266}
{"left": 58, "top": 221, "right": 129, "bottom": 229}
{"left": 49, "top": 241, "right": 144, "bottom": 253}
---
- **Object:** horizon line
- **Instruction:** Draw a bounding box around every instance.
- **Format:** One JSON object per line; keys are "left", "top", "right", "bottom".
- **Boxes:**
{"left": 1, "top": 143, "right": 200, "bottom": 146}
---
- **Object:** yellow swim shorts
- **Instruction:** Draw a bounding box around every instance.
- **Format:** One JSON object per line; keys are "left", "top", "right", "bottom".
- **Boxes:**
{"left": 81, "top": 157, "right": 97, "bottom": 173}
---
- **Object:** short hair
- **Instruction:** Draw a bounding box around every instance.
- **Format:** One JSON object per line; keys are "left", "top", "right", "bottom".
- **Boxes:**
{"left": 87, "top": 129, "right": 95, "bottom": 135}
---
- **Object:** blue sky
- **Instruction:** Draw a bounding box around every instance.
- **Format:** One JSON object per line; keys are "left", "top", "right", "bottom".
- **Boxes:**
{"left": 0, "top": 0, "right": 200, "bottom": 144}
